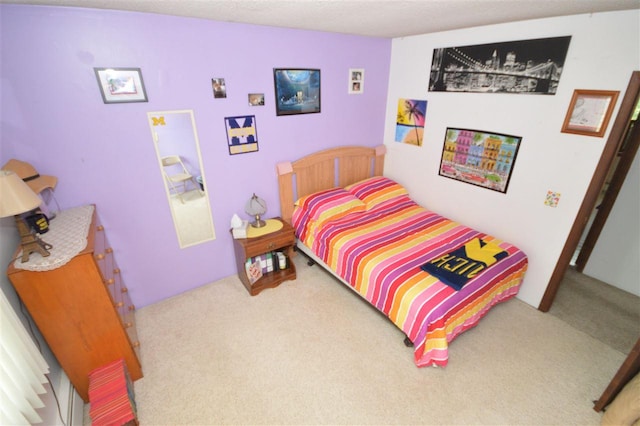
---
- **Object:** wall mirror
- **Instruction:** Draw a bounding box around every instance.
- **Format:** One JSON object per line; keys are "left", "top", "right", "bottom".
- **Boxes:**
{"left": 147, "top": 110, "right": 216, "bottom": 248}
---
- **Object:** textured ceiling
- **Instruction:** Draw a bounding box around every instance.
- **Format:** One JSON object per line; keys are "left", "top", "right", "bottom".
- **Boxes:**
{"left": 2, "top": 0, "right": 639, "bottom": 38}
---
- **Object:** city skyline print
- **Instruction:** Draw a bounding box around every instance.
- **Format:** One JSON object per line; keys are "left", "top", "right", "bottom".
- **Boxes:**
{"left": 429, "top": 36, "right": 571, "bottom": 95}
{"left": 438, "top": 127, "right": 522, "bottom": 193}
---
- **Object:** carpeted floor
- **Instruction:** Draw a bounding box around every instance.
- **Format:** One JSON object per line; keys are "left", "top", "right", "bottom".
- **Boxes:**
{"left": 105, "top": 255, "right": 631, "bottom": 425}
{"left": 548, "top": 266, "right": 640, "bottom": 354}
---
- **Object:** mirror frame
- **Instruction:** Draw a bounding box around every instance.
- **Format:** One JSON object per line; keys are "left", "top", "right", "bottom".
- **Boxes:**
{"left": 147, "top": 109, "right": 216, "bottom": 248}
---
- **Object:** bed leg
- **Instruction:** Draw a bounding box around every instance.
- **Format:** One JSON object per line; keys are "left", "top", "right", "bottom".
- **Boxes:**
{"left": 403, "top": 336, "right": 413, "bottom": 347}
{"left": 295, "top": 245, "right": 316, "bottom": 266}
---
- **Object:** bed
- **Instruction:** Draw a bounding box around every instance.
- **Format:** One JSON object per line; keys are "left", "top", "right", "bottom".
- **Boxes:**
{"left": 276, "top": 145, "right": 528, "bottom": 367}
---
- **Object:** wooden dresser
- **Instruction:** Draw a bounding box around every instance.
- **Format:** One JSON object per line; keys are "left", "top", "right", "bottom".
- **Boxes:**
{"left": 6, "top": 205, "right": 142, "bottom": 402}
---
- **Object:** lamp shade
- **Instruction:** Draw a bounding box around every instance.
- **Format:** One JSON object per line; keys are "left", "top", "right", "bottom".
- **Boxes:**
{"left": 0, "top": 170, "right": 42, "bottom": 218}
{"left": 245, "top": 193, "right": 267, "bottom": 217}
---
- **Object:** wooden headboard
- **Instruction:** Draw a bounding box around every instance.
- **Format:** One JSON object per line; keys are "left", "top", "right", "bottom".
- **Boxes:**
{"left": 276, "top": 145, "right": 386, "bottom": 225}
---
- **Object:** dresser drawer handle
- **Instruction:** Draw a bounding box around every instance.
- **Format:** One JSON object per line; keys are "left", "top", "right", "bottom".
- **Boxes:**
{"left": 95, "top": 253, "right": 105, "bottom": 260}
{"left": 124, "top": 322, "right": 133, "bottom": 328}
{"left": 97, "top": 225, "right": 104, "bottom": 231}
{"left": 128, "top": 305, "right": 136, "bottom": 311}
{"left": 121, "top": 287, "right": 128, "bottom": 293}
{"left": 105, "top": 247, "right": 113, "bottom": 254}
{"left": 114, "top": 302, "right": 124, "bottom": 308}
{"left": 105, "top": 278, "right": 115, "bottom": 286}
{"left": 132, "top": 341, "right": 140, "bottom": 348}
{"left": 113, "top": 268, "right": 120, "bottom": 274}
{"left": 267, "top": 242, "right": 276, "bottom": 250}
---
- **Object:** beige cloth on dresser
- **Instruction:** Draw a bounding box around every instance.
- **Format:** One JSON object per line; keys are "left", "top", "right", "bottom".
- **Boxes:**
{"left": 13, "top": 205, "right": 94, "bottom": 271}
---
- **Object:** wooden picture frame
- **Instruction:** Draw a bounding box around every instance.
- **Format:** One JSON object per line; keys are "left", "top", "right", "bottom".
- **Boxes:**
{"left": 561, "top": 89, "right": 620, "bottom": 137}
{"left": 94, "top": 67, "right": 148, "bottom": 103}
{"left": 273, "top": 68, "right": 321, "bottom": 116}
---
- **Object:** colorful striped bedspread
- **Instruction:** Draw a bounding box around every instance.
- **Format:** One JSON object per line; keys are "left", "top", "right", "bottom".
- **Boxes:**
{"left": 293, "top": 193, "right": 528, "bottom": 367}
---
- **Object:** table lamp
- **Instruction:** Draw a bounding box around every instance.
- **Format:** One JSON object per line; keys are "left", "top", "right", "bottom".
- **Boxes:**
{"left": 245, "top": 193, "right": 267, "bottom": 228}
{"left": 0, "top": 170, "right": 52, "bottom": 262}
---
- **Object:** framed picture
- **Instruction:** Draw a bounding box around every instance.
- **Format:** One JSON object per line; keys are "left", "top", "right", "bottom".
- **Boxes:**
{"left": 273, "top": 68, "right": 321, "bottom": 116}
{"left": 248, "top": 93, "right": 265, "bottom": 106}
{"left": 94, "top": 67, "right": 148, "bottom": 103}
{"left": 429, "top": 36, "right": 571, "bottom": 95}
{"left": 212, "top": 78, "right": 227, "bottom": 98}
{"left": 349, "top": 68, "right": 364, "bottom": 94}
{"left": 225, "top": 115, "right": 258, "bottom": 155}
{"left": 561, "top": 89, "right": 620, "bottom": 137}
{"left": 438, "top": 128, "right": 522, "bottom": 193}
{"left": 395, "top": 98, "right": 427, "bottom": 146}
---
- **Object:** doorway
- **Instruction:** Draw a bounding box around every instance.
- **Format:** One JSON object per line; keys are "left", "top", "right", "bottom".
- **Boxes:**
{"left": 539, "top": 70, "right": 640, "bottom": 312}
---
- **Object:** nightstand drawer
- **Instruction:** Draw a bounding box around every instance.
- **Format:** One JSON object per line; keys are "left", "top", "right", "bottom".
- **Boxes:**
{"left": 243, "top": 232, "right": 295, "bottom": 257}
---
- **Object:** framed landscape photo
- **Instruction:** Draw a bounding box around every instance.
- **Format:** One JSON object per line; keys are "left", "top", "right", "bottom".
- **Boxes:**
{"left": 94, "top": 67, "right": 148, "bottom": 103}
{"left": 438, "top": 127, "right": 522, "bottom": 193}
{"left": 561, "top": 89, "right": 620, "bottom": 137}
{"left": 273, "top": 68, "right": 321, "bottom": 116}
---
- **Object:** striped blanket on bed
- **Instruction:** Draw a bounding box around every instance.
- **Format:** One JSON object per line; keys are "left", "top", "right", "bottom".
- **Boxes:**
{"left": 293, "top": 190, "right": 528, "bottom": 367}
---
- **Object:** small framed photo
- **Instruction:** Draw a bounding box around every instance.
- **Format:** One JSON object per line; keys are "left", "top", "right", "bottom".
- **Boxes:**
{"left": 273, "top": 68, "right": 321, "bottom": 116}
{"left": 561, "top": 89, "right": 620, "bottom": 137}
{"left": 94, "top": 67, "right": 148, "bottom": 103}
{"left": 212, "top": 78, "right": 227, "bottom": 98}
{"left": 349, "top": 68, "right": 364, "bottom": 94}
{"left": 248, "top": 93, "right": 265, "bottom": 106}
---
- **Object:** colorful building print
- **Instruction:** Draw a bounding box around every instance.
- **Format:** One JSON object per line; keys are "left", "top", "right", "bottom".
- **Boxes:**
{"left": 438, "top": 128, "right": 522, "bottom": 193}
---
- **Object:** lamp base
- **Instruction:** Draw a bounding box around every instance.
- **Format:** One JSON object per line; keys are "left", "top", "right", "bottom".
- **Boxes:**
{"left": 16, "top": 216, "right": 52, "bottom": 263}
{"left": 250, "top": 215, "right": 266, "bottom": 228}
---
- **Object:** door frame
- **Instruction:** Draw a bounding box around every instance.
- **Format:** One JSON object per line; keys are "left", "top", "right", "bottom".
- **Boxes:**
{"left": 539, "top": 71, "right": 640, "bottom": 312}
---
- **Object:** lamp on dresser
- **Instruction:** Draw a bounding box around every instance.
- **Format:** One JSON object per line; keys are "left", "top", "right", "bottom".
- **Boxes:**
{"left": 245, "top": 193, "right": 267, "bottom": 228}
{"left": 0, "top": 170, "right": 52, "bottom": 262}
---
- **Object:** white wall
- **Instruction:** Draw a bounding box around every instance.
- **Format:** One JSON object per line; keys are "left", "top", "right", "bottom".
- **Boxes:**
{"left": 383, "top": 10, "right": 640, "bottom": 308}
{"left": 584, "top": 149, "right": 640, "bottom": 296}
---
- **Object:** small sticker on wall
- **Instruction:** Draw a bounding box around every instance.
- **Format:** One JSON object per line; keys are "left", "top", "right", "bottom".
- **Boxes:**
{"left": 545, "top": 191, "right": 561, "bottom": 207}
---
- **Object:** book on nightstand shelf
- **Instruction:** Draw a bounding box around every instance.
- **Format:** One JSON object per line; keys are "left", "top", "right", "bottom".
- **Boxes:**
{"left": 245, "top": 251, "right": 289, "bottom": 284}
{"left": 246, "top": 258, "right": 263, "bottom": 284}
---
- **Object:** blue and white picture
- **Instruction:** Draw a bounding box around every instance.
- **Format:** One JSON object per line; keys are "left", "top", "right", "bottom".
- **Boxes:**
{"left": 274, "top": 69, "right": 321, "bottom": 116}
{"left": 225, "top": 115, "right": 258, "bottom": 155}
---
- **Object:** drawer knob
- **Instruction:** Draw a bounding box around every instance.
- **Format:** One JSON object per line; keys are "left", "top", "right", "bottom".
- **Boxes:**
{"left": 114, "top": 268, "right": 121, "bottom": 274}
{"left": 105, "top": 247, "right": 113, "bottom": 254}
{"left": 95, "top": 253, "right": 105, "bottom": 260}
{"left": 121, "top": 287, "right": 128, "bottom": 293}
{"left": 268, "top": 242, "right": 276, "bottom": 249}
{"left": 124, "top": 322, "right": 133, "bottom": 328}
{"left": 97, "top": 225, "right": 104, "bottom": 231}
{"left": 114, "top": 301, "right": 124, "bottom": 308}
{"left": 128, "top": 305, "right": 136, "bottom": 311}
{"left": 132, "top": 341, "right": 140, "bottom": 348}
{"left": 105, "top": 278, "right": 115, "bottom": 286}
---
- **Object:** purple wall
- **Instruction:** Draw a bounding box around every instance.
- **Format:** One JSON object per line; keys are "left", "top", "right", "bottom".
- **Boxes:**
{"left": 0, "top": 5, "right": 391, "bottom": 307}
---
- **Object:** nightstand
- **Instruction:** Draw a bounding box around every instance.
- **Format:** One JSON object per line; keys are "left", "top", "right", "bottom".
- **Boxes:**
{"left": 232, "top": 218, "right": 296, "bottom": 295}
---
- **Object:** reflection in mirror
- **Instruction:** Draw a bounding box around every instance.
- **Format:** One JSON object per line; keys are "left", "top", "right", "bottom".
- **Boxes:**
{"left": 147, "top": 110, "right": 216, "bottom": 248}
